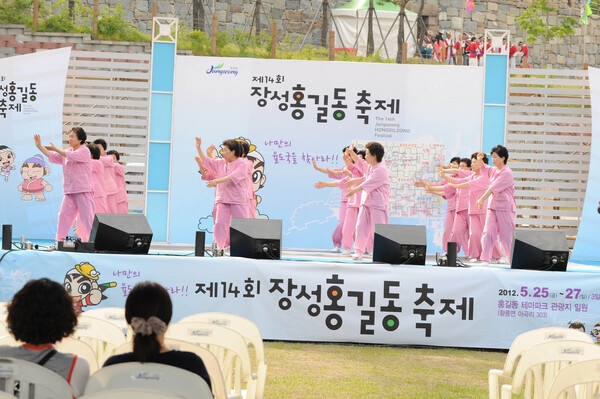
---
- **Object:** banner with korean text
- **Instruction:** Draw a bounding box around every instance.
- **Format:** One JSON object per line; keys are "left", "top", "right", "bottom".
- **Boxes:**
{"left": 2, "top": 250, "right": 598, "bottom": 349}
{"left": 170, "top": 57, "right": 485, "bottom": 252}
{"left": 0, "top": 48, "right": 71, "bottom": 241}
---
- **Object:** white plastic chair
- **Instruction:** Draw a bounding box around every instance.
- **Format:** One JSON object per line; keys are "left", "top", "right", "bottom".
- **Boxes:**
{"left": 489, "top": 327, "right": 594, "bottom": 399}
{"left": 112, "top": 338, "right": 229, "bottom": 399}
{"left": 83, "top": 307, "right": 128, "bottom": 337}
{"left": 55, "top": 336, "right": 99, "bottom": 373}
{"left": 546, "top": 358, "right": 600, "bottom": 399}
{"left": 0, "top": 357, "right": 74, "bottom": 398}
{"left": 179, "top": 312, "right": 267, "bottom": 399}
{"left": 84, "top": 362, "right": 213, "bottom": 399}
{"left": 166, "top": 321, "right": 257, "bottom": 399}
{"left": 80, "top": 388, "right": 181, "bottom": 398}
{"left": 74, "top": 314, "right": 127, "bottom": 366}
{"left": 500, "top": 339, "right": 600, "bottom": 399}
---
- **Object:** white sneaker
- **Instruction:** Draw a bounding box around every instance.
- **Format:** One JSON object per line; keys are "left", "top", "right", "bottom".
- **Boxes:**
{"left": 497, "top": 257, "right": 508, "bottom": 264}
{"left": 469, "top": 258, "right": 479, "bottom": 262}
{"left": 333, "top": 247, "right": 341, "bottom": 253}
{"left": 341, "top": 249, "right": 352, "bottom": 255}
{"left": 480, "top": 261, "right": 490, "bottom": 266}
{"left": 352, "top": 253, "right": 363, "bottom": 260}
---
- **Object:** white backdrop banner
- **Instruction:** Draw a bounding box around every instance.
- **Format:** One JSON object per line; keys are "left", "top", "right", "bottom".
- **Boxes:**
{"left": 571, "top": 67, "right": 600, "bottom": 263}
{"left": 0, "top": 48, "right": 71, "bottom": 240}
{"left": 170, "top": 57, "right": 484, "bottom": 251}
{"left": 1, "top": 250, "right": 599, "bottom": 349}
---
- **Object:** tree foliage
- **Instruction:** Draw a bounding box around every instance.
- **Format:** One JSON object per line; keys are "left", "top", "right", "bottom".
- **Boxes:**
{"left": 516, "top": 0, "right": 579, "bottom": 44}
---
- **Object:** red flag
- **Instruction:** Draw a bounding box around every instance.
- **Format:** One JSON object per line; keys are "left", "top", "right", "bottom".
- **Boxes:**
{"left": 466, "top": 0, "right": 474, "bottom": 13}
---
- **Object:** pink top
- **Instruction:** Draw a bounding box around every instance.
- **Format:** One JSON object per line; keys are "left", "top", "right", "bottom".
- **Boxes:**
{"left": 359, "top": 162, "right": 390, "bottom": 211}
{"left": 454, "top": 171, "right": 491, "bottom": 215}
{"left": 346, "top": 163, "right": 364, "bottom": 208}
{"left": 481, "top": 164, "right": 516, "bottom": 212}
{"left": 114, "top": 162, "right": 127, "bottom": 203}
{"left": 90, "top": 159, "right": 106, "bottom": 198}
{"left": 48, "top": 146, "right": 93, "bottom": 194}
{"left": 442, "top": 183, "right": 457, "bottom": 212}
{"left": 203, "top": 156, "right": 250, "bottom": 205}
{"left": 99, "top": 155, "right": 118, "bottom": 195}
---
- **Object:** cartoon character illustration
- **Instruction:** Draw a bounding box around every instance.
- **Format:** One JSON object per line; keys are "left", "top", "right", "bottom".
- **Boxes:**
{"left": 0, "top": 145, "right": 16, "bottom": 182}
{"left": 63, "top": 262, "right": 117, "bottom": 313}
{"left": 568, "top": 321, "right": 585, "bottom": 332}
{"left": 591, "top": 323, "right": 600, "bottom": 343}
{"left": 17, "top": 154, "right": 52, "bottom": 201}
{"left": 235, "top": 137, "right": 268, "bottom": 218}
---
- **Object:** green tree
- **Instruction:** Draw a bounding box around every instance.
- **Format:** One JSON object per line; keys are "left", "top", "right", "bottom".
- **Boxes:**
{"left": 516, "top": 0, "right": 579, "bottom": 44}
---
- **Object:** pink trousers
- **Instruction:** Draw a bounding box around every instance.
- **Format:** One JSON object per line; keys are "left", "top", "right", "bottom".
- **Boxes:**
{"left": 213, "top": 202, "right": 247, "bottom": 249}
{"left": 451, "top": 209, "right": 469, "bottom": 257}
{"left": 354, "top": 206, "right": 388, "bottom": 256}
{"left": 480, "top": 209, "right": 516, "bottom": 262}
{"left": 57, "top": 192, "right": 95, "bottom": 242}
{"left": 332, "top": 200, "right": 348, "bottom": 248}
{"left": 341, "top": 206, "right": 359, "bottom": 251}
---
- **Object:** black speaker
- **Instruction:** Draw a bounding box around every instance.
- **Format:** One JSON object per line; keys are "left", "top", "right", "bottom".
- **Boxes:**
{"left": 447, "top": 242, "right": 457, "bottom": 267}
{"left": 511, "top": 229, "right": 569, "bottom": 272}
{"left": 2, "top": 225, "right": 12, "bottom": 250}
{"left": 195, "top": 231, "right": 205, "bottom": 257}
{"left": 373, "top": 224, "right": 427, "bottom": 265}
{"left": 89, "top": 214, "right": 153, "bottom": 254}
{"left": 230, "top": 218, "right": 282, "bottom": 260}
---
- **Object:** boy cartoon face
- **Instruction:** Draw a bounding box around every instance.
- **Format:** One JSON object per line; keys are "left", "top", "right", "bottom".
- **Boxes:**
{"left": 20, "top": 162, "right": 46, "bottom": 182}
{"left": 0, "top": 149, "right": 15, "bottom": 169}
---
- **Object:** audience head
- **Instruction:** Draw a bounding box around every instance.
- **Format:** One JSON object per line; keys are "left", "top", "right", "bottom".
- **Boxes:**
{"left": 7, "top": 278, "right": 78, "bottom": 345}
{"left": 125, "top": 281, "right": 172, "bottom": 362}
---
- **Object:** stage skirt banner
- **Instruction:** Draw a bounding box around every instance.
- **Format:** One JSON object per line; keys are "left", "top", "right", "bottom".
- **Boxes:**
{"left": 2, "top": 249, "right": 599, "bottom": 349}
{"left": 170, "top": 57, "right": 485, "bottom": 252}
{"left": 0, "top": 48, "right": 70, "bottom": 240}
{"left": 571, "top": 67, "right": 600, "bottom": 262}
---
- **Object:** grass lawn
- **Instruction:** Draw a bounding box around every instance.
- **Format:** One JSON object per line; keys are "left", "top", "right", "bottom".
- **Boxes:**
{"left": 263, "top": 341, "right": 507, "bottom": 399}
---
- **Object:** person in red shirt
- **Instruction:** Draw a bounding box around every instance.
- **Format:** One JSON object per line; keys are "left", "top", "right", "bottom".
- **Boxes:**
{"left": 467, "top": 37, "right": 479, "bottom": 67}
{"left": 518, "top": 41, "right": 530, "bottom": 68}
{"left": 509, "top": 41, "right": 519, "bottom": 68}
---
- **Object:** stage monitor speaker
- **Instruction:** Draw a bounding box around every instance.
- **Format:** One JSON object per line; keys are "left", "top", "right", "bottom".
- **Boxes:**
{"left": 230, "top": 218, "right": 282, "bottom": 260}
{"left": 90, "top": 214, "right": 153, "bottom": 254}
{"left": 373, "top": 224, "right": 427, "bottom": 265}
{"left": 195, "top": 231, "right": 205, "bottom": 257}
{"left": 511, "top": 229, "right": 569, "bottom": 272}
{"left": 2, "top": 225, "right": 12, "bottom": 250}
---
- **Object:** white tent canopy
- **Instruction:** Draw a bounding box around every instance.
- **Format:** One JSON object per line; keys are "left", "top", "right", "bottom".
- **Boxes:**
{"left": 332, "top": 0, "right": 418, "bottom": 59}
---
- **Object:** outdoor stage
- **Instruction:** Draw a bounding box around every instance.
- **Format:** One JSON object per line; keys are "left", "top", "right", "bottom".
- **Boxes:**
{"left": 1, "top": 244, "right": 599, "bottom": 350}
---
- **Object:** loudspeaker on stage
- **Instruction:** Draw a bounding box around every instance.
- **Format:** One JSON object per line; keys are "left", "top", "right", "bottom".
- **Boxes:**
{"left": 511, "top": 229, "right": 569, "bottom": 272}
{"left": 372, "top": 224, "right": 427, "bottom": 265}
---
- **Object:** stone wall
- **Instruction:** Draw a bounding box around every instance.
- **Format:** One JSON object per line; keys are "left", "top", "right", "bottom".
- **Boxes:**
{"left": 0, "top": 24, "right": 150, "bottom": 58}
{"left": 6, "top": 0, "right": 600, "bottom": 68}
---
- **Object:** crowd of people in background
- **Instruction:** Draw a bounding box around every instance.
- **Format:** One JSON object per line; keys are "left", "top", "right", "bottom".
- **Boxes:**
{"left": 33, "top": 128, "right": 129, "bottom": 243}
{"left": 421, "top": 31, "right": 530, "bottom": 68}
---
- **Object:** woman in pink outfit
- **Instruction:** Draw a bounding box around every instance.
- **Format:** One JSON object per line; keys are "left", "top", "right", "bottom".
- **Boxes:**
{"left": 93, "top": 139, "right": 118, "bottom": 213}
{"left": 346, "top": 142, "right": 389, "bottom": 260}
{"left": 195, "top": 137, "right": 251, "bottom": 250}
{"left": 107, "top": 150, "right": 128, "bottom": 214}
{"left": 476, "top": 145, "right": 516, "bottom": 265}
{"left": 87, "top": 143, "right": 108, "bottom": 214}
{"left": 34, "top": 128, "right": 95, "bottom": 242}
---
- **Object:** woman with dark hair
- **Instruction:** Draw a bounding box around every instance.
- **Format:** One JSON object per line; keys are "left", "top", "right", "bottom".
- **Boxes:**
{"left": 34, "top": 127, "right": 95, "bottom": 242}
{"left": 195, "top": 137, "right": 252, "bottom": 251}
{"left": 476, "top": 145, "right": 516, "bottom": 265}
{"left": 103, "top": 281, "right": 211, "bottom": 389}
{"left": 0, "top": 278, "right": 90, "bottom": 396}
